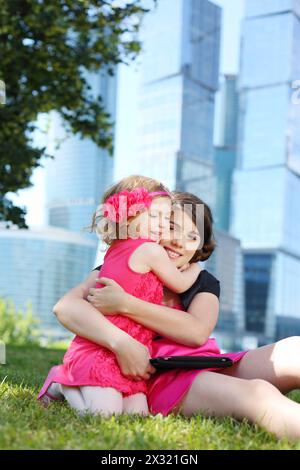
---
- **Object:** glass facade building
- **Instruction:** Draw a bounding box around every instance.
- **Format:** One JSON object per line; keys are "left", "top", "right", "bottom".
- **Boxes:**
{"left": 205, "top": 229, "right": 245, "bottom": 350}
{"left": 243, "top": 252, "right": 276, "bottom": 337}
{"left": 46, "top": 70, "right": 117, "bottom": 235}
{"left": 0, "top": 228, "right": 97, "bottom": 339}
{"left": 214, "top": 76, "right": 239, "bottom": 232}
{"left": 231, "top": 0, "right": 300, "bottom": 341}
{"left": 113, "top": 0, "right": 245, "bottom": 349}
{"left": 118, "top": 0, "right": 221, "bottom": 209}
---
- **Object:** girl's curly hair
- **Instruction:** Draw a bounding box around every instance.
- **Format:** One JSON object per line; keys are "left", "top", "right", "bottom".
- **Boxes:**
{"left": 90, "top": 175, "right": 170, "bottom": 245}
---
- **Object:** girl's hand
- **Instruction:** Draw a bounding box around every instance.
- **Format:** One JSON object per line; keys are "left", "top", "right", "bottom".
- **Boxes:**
{"left": 113, "top": 334, "right": 157, "bottom": 381}
{"left": 87, "top": 277, "right": 128, "bottom": 315}
{"left": 179, "top": 262, "right": 190, "bottom": 272}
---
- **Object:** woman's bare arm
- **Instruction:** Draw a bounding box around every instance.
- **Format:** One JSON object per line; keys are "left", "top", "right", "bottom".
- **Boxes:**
{"left": 124, "top": 292, "right": 219, "bottom": 347}
{"left": 53, "top": 271, "right": 121, "bottom": 350}
{"left": 88, "top": 277, "right": 219, "bottom": 347}
{"left": 53, "top": 271, "right": 156, "bottom": 380}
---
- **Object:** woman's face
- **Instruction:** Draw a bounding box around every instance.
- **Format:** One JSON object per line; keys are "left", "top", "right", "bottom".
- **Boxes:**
{"left": 160, "top": 206, "right": 201, "bottom": 268}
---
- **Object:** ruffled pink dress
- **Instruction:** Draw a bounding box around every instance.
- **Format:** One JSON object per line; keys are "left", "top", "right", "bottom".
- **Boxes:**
{"left": 38, "top": 237, "right": 164, "bottom": 399}
{"left": 147, "top": 303, "right": 248, "bottom": 416}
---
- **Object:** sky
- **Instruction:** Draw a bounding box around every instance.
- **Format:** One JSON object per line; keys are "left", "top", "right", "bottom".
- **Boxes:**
{"left": 10, "top": 0, "right": 245, "bottom": 228}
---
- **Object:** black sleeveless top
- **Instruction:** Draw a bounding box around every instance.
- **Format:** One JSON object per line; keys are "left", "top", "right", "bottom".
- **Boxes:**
{"left": 93, "top": 266, "right": 220, "bottom": 311}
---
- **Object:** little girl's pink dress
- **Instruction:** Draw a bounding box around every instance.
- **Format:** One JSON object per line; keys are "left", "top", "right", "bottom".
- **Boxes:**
{"left": 37, "top": 237, "right": 163, "bottom": 399}
{"left": 147, "top": 302, "right": 248, "bottom": 416}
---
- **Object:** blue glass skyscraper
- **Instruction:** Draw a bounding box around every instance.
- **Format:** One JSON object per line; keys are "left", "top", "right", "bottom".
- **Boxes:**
{"left": 113, "top": 0, "right": 245, "bottom": 350}
{"left": 231, "top": 0, "right": 300, "bottom": 340}
{"left": 116, "top": 0, "right": 221, "bottom": 208}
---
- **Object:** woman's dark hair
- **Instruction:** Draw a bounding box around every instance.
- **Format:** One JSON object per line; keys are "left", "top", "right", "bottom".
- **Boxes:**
{"left": 172, "top": 191, "right": 216, "bottom": 262}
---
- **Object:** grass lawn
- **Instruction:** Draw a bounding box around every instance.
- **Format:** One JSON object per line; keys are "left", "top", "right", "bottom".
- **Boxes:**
{"left": 0, "top": 344, "right": 300, "bottom": 450}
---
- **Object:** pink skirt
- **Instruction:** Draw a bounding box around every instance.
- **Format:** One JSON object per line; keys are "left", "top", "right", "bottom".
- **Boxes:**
{"left": 147, "top": 337, "right": 248, "bottom": 416}
{"left": 37, "top": 335, "right": 149, "bottom": 400}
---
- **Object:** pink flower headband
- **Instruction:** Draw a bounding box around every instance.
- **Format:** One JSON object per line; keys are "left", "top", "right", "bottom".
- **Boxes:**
{"left": 103, "top": 187, "right": 170, "bottom": 223}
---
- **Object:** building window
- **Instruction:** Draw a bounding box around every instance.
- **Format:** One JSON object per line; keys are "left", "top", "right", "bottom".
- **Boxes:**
{"left": 244, "top": 253, "right": 273, "bottom": 333}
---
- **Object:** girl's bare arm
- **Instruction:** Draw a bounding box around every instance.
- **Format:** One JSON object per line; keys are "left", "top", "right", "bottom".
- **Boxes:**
{"left": 137, "top": 242, "right": 201, "bottom": 293}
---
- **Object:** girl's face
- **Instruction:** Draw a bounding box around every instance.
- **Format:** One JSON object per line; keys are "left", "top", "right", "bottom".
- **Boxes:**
{"left": 160, "top": 206, "right": 201, "bottom": 268}
{"left": 127, "top": 197, "right": 172, "bottom": 242}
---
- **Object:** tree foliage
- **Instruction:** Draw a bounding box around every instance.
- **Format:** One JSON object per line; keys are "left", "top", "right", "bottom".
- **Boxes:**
{"left": 0, "top": 0, "right": 153, "bottom": 226}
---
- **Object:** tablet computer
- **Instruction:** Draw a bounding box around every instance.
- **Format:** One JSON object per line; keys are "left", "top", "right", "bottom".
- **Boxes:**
{"left": 150, "top": 356, "right": 233, "bottom": 370}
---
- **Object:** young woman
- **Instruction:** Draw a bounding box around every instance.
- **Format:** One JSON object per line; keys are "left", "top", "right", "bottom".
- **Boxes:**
{"left": 53, "top": 191, "right": 300, "bottom": 440}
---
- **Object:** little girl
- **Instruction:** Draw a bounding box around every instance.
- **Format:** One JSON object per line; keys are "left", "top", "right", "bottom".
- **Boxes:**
{"left": 38, "top": 175, "right": 201, "bottom": 416}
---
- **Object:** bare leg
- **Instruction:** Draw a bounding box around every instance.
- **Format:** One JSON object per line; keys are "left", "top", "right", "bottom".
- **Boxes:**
{"left": 80, "top": 386, "right": 123, "bottom": 417}
{"left": 221, "top": 336, "right": 300, "bottom": 393}
{"left": 46, "top": 382, "right": 64, "bottom": 400}
{"left": 179, "top": 372, "right": 300, "bottom": 440}
{"left": 61, "top": 385, "right": 86, "bottom": 414}
{"left": 123, "top": 393, "right": 149, "bottom": 416}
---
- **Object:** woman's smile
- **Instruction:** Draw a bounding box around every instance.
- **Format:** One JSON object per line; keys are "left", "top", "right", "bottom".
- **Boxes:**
{"left": 164, "top": 247, "right": 182, "bottom": 259}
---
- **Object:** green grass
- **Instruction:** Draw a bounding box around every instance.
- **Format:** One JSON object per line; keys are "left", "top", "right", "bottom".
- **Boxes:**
{"left": 0, "top": 344, "right": 300, "bottom": 450}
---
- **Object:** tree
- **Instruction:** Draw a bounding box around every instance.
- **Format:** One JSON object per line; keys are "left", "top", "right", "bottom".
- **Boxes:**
{"left": 0, "top": 0, "right": 154, "bottom": 227}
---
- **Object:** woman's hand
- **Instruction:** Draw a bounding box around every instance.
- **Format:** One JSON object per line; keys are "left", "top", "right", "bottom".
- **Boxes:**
{"left": 87, "top": 277, "right": 129, "bottom": 315}
{"left": 113, "top": 334, "right": 157, "bottom": 381}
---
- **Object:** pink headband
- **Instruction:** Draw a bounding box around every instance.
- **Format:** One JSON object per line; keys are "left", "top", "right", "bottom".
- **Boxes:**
{"left": 148, "top": 191, "right": 170, "bottom": 198}
{"left": 103, "top": 187, "right": 170, "bottom": 223}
